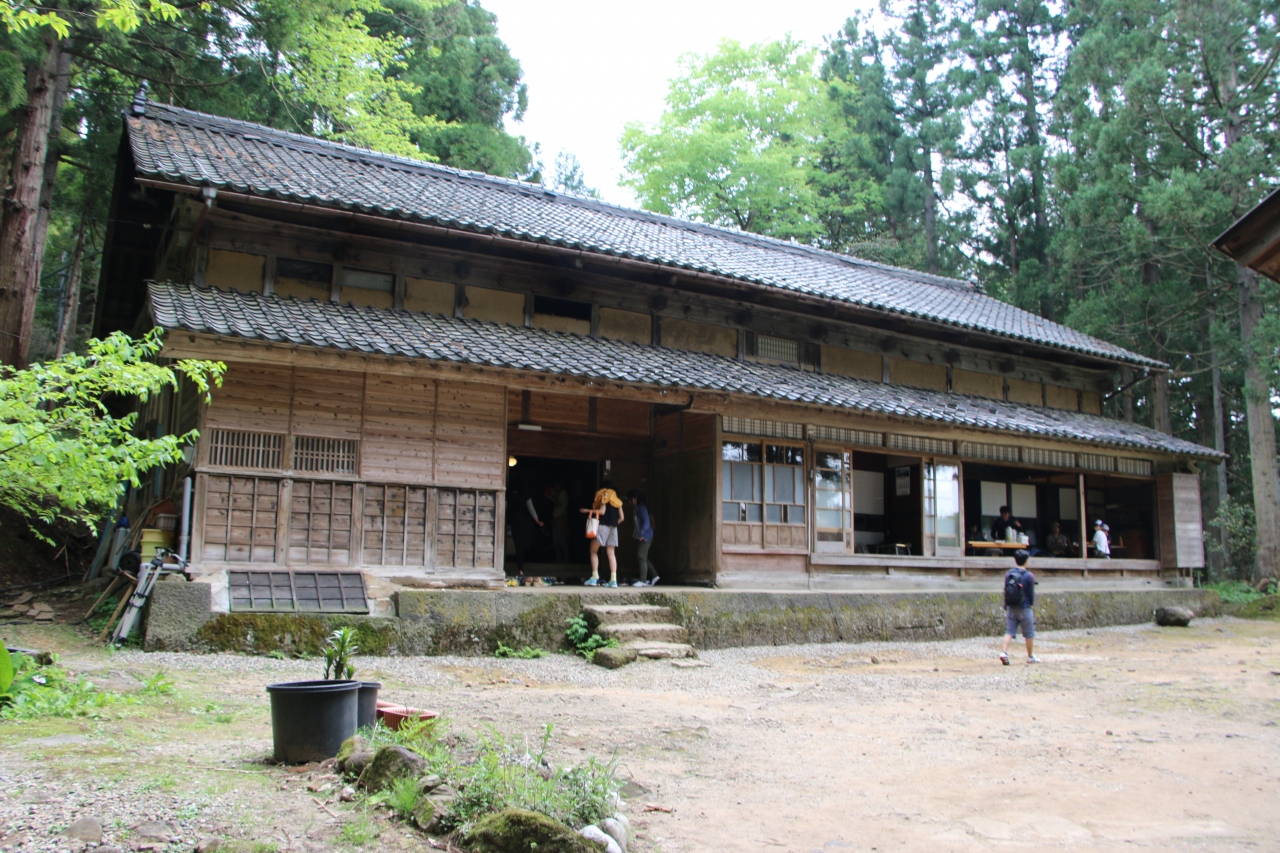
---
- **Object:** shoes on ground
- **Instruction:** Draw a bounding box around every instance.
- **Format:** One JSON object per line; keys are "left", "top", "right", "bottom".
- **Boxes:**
{"left": 1027, "top": 655, "right": 1041, "bottom": 664}
{"left": 583, "top": 578, "right": 598, "bottom": 586}
{"left": 999, "top": 653, "right": 1010, "bottom": 666}
{"left": 649, "top": 576, "right": 659, "bottom": 586}
{"left": 632, "top": 581, "right": 647, "bottom": 587}
{"left": 605, "top": 581, "right": 618, "bottom": 588}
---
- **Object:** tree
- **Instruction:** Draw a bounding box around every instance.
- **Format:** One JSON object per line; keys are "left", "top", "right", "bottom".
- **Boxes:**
{"left": 0, "top": 329, "right": 223, "bottom": 535}
{"left": 620, "top": 37, "right": 835, "bottom": 242}
{"left": 549, "top": 152, "right": 600, "bottom": 199}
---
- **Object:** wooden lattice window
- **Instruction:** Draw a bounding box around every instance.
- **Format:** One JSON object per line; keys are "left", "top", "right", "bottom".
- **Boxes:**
{"left": 1023, "top": 447, "right": 1076, "bottom": 468}
{"left": 721, "top": 417, "right": 805, "bottom": 440}
{"left": 288, "top": 480, "right": 354, "bottom": 566}
{"left": 201, "top": 475, "right": 279, "bottom": 563}
{"left": 293, "top": 436, "right": 359, "bottom": 475}
{"left": 207, "top": 429, "right": 285, "bottom": 470}
{"left": 809, "top": 425, "right": 884, "bottom": 448}
{"left": 435, "top": 488, "right": 497, "bottom": 568}
{"left": 363, "top": 485, "right": 430, "bottom": 566}
{"left": 888, "top": 433, "right": 954, "bottom": 455}
{"left": 228, "top": 570, "right": 367, "bottom": 613}
{"left": 958, "top": 440, "right": 1020, "bottom": 463}
{"left": 1118, "top": 457, "right": 1154, "bottom": 477}
{"left": 1078, "top": 453, "right": 1117, "bottom": 472}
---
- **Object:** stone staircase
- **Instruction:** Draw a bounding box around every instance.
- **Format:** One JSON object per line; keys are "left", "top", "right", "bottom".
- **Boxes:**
{"left": 581, "top": 603, "right": 697, "bottom": 660}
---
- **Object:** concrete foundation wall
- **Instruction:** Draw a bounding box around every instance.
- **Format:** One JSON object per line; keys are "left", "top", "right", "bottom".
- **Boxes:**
{"left": 145, "top": 582, "right": 1220, "bottom": 655}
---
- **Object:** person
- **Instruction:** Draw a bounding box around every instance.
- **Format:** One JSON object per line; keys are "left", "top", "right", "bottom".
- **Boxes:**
{"left": 581, "top": 480, "right": 624, "bottom": 587}
{"left": 548, "top": 481, "right": 570, "bottom": 563}
{"left": 508, "top": 480, "right": 543, "bottom": 577}
{"left": 1045, "top": 522, "right": 1072, "bottom": 557}
{"left": 999, "top": 550, "right": 1039, "bottom": 664}
{"left": 990, "top": 506, "right": 1023, "bottom": 542}
{"left": 1092, "top": 519, "right": 1111, "bottom": 558}
{"left": 627, "top": 489, "right": 657, "bottom": 587}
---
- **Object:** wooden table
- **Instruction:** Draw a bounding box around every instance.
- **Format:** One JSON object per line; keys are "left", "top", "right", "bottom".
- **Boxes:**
{"left": 967, "top": 541, "right": 1028, "bottom": 550}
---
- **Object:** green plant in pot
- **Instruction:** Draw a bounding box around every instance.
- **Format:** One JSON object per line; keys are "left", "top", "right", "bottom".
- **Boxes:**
{"left": 266, "top": 627, "right": 370, "bottom": 764}
{"left": 323, "top": 627, "right": 383, "bottom": 731}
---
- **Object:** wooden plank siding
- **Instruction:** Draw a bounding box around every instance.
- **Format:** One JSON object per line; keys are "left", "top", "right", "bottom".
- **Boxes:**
{"left": 194, "top": 361, "right": 506, "bottom": 573}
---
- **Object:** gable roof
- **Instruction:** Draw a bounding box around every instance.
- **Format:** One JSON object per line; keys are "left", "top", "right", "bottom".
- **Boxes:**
{"left": 126, "top": 101, "right": 1162, "bottom": 369}
{"left": 149, "top": 282, "right": 1214, "bottom": 459}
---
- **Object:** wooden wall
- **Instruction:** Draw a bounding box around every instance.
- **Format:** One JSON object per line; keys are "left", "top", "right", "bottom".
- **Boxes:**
{"left": 195, "top": 361, "right": 506, "bottom": 571}
{"left": 1156, "top": 473, "right": 1205, "bottom": 570}
{"left": 651, "top": 412, "right": 718, "bottom": 582}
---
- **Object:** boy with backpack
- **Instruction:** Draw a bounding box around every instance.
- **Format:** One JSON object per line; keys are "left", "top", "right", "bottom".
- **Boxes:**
{"left": 999, "top": 550, "right": 1040, "bottom": 665}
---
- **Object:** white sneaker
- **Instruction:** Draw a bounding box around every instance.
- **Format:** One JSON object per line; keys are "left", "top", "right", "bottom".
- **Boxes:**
{"left": 999, "top": 653, "right": 1010, "bottom": 666}
{"left": 631, "top": 581, "right": 646, "bottom": 587}
{"left": 649, "top": 575, "right": 659, "bottom": 586}
{"left": 1027, "top": 656, "right": 1041, "bottom": 664}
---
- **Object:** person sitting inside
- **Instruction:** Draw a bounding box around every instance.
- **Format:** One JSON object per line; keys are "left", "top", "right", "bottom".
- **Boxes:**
{"left": 1091, "top": 519, "right": 1111, "bottom": 558}
{"left": 1045, "top": 522, "right": 1073, "bottom": 557}
{"left": 991, "top": 506, "right": 1023, "bottom": 542}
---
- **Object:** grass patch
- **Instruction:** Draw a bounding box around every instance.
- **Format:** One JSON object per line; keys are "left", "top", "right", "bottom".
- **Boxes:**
{"left": 338, "top": 809, "right": 379, "bottom": 846}
{"left": 564, "top": 615, "right": 618, "bottom": 662}
{"left": 1204, "top": 580, "right": 1271, "bottom": 605}
{"left": 1238, "top": 595, "right": 1280, "bottom": 620}
{"left": 494, "top": 643, "right": 546, "bottom": 659}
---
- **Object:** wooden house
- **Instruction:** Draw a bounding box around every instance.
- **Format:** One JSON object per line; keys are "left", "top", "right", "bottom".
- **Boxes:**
{"left": 96, "top": 98, "right": 1217, "bottom": 613}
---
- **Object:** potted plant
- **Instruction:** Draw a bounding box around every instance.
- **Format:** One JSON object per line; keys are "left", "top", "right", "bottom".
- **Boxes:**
{"left": 265, "top": 627, "right": 363, "bottom": 764}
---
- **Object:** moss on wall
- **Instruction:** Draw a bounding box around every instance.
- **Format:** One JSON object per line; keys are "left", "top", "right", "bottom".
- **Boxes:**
{"left": 194, "top": 613, "right": 402, "bottom": 655}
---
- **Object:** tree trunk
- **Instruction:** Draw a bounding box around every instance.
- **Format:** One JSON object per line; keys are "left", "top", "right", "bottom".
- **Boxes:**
{"left": 1238, "top": 263, "right": 1280, "bottom": 581}
{"left": 0, "top": 37, "right": 63, "bottom": 368}
{"left": 1121, "top": 366, "right": 1135, "bottom": 422}
{"left": 922, "top": 144, "right": 938, "bottom": 276}
{"left": 30, "top": 44, "right": 73, "bottom": 298}
{"left": 1152, "top": 369, "right": 1172, "bottom": 434}
{"left": 53, "top": 207, "right": 86, "bottom": 358}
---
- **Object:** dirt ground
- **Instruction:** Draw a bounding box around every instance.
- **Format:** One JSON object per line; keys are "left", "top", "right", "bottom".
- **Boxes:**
{"left": 2, "top": 616, "right": 1278, "bottom": 852}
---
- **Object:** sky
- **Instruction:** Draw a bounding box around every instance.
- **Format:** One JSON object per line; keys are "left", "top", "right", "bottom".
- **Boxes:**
{"left": 481, "top": 0, "right": 874, "bottom": 206}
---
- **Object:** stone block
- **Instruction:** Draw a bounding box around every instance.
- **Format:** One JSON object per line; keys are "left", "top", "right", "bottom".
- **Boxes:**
{"left": 143, "top": 580, "right": 212, "bottom": 651}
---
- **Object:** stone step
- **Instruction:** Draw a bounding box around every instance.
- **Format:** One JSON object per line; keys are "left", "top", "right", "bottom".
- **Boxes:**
{"left": 581, "top": 604, "right": 673, "bottom": 625}
{"left": 626, "top": 640, "right": 698, "bottom": 660}
{"left": 598, "top": 622, "right": 688, "bottom": 644}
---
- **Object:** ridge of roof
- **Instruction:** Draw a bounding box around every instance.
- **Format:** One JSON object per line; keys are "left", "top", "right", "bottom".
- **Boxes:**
{"left": 147, "top": 282, "right": 1217, "bottom": 460}
{"left": 137, "top": 101, "right": 978, "bottom": 295}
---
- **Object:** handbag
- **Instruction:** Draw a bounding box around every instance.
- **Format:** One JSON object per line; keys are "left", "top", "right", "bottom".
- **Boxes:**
{"left": 585, "top": 511, "right": 600, "bottom": 540}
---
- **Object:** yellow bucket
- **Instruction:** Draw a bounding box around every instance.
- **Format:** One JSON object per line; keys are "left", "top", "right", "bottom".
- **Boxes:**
{"left": 140, "top": 528, "right": 175, "bottom": 561}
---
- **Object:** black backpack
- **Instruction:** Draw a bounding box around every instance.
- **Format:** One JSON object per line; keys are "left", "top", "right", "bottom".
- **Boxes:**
{"left": 1003, "top": 569, "right": 1028, "bottom": 608}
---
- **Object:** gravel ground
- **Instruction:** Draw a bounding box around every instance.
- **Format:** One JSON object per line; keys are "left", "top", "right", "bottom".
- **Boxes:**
{"left": 2, "top": 617, "right": 1278, "bottom": 852}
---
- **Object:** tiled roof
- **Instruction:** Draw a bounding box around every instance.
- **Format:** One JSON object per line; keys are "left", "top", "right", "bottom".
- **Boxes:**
{"left": 128, "top": 102, "right": 1162, "bottom": 369}
{"left": 149, "top": 283, "right": 1215, "bottom": 458}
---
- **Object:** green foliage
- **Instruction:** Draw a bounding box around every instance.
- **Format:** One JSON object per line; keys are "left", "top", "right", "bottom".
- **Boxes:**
{"left": 0, "top": 654, "right": 122, "bottom": 720}
{"left": 0, "top": 329, "right": 223, "bottom": 538}
{"left": 621, "top": 37, "right": 836, "bottom": 241}
{"left": 1202, "top": 581, "right": 1268, "bottom": 605}
{"left": 2, "top": 0, "right": 181, "bottom": 37}
{"left": 324, "top": 627, "right": 359, "bottom": 680}
{"left": 564, "top": 614, "right": 618, "bottom": 661}
{"left": 139, "top": 670, "right": 175, "bottom": 696}
{"left": 494, "top": 642, "right": 546, "bottom": 659}
{"left": 442, "top": 727, "right": 618, "bottom": 833}
{"left": 380, "top": 775, "right": 421, "bottom": 819}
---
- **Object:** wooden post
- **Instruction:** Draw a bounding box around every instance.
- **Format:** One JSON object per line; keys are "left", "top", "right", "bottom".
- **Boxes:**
{"left": 1078, "top": 473, "right": 1088, "bottom": 575}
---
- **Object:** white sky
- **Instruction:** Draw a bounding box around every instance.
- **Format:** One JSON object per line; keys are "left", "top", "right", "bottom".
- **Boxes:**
{"left": 482, "top": 0, "right": 875, "bottom": 205}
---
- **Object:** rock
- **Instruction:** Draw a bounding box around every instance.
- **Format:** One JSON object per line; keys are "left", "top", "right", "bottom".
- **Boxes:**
{"left": 618, "top": 780, "right": 647, "bottom": 800}
{"left": 339, "top": 786, "right": 356, "bottom": 802}
{"left": 1256, "top": 577, "right": 1278, "bottom": 593}
{"left": 1155, "top": 606, "right": 1194, "bottom": 627}
{"left": 612, "top": 813, "right": 631, "bottom": 847}
{"left": 97, "top": 847, "right": 123, "bottom": 853}
{"left": 332, "top": 732, "right": 368, "bottom": 768}
{"left": 465, "top": 808, "right": 606, "bottom": 853}
{"left": 356, "top": 745, "right": 428, "bottom": 793}
{"left": 412, "top": 797, "right": 436, "bottom": 831}
{"left": 416, "top": 773, "right": 442, "bottom": 794}
{"left": 579, "top": 824, "right": 622, "bottom": 853}
{"left": 601, "top": 816, "right": 628, "bottom": 853}
{"left": 593, "top": 647, "right": 638, "bottom": 669}
{"left": 130, "top": 820, "right": 179, "bottom": 842}
{"left": 425, "top": 782, "right": 457, "bottom": 812}
{"left": 195, "top": 839, "right": 221, "bottom": 853}
{"left": 60, "top": 817, "right": 102, "bottom": 844}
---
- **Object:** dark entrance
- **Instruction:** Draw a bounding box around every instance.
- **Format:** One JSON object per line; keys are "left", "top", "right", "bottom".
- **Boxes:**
{"left": 505, "top": 456, "right": 598, "bottom": 572}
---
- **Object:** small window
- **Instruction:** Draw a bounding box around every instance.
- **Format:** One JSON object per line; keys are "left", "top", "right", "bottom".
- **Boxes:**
{"left": 721, "top": 441, "right": 804, "bottom": 524}
{"left": 533, "top": 295, "right": 592, "bottom": 321}
{"left": 276, "top": 257, "right": 333, "bottom": 283}
{"left": 207, "top": 429, "right": 284, "bottom": 470}
{"left": 293, "top": 436, "right": 359, "bottom": 475}
{"left": 341, "top": 268, "right": 394, "bottom": 292}
{"left": 755, "top": 334, "right": 800, "bottom": 364}
{"left": 228, "top": 570, "right": 368, "bottom": 613}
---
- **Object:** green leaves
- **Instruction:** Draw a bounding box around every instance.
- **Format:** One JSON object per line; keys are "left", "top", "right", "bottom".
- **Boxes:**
{"left": 621, "top": 37, "right": 834, "bottom": 242}
{"left": 0, "top": 329, "right": 223, "bottom": 538}
{"left": 323, "top": 626, "right": 360, "bottom": 680}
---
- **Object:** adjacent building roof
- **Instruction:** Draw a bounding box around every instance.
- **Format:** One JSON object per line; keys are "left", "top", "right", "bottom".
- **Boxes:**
{"left": 149, "top": 283, "right": 1214, "bottom": 458}
{"left": 1212, "top": 186, "right": 1280, "bottom": 282}
{"left": 128, "top": 101, "right": 1162, "bottom": 369}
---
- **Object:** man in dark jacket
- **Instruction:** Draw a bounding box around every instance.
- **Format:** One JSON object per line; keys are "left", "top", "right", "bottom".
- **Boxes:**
{"left": 999, "top": 550, "right": 1040, "bottom": 665}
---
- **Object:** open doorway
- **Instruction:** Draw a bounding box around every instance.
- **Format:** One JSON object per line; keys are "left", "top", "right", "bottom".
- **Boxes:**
{"left": 505, "top": 456, "right": 598, "bottom": 573}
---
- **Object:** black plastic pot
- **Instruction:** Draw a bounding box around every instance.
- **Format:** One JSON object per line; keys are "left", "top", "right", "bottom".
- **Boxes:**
{"left": 265, "top": 679, "right": 359, "bottom": 764}
{"left": 357, "top": 681, "right": 382, "bottom": 730}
